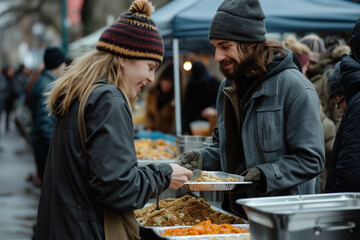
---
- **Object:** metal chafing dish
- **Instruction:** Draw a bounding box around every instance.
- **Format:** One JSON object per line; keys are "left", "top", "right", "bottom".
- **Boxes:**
{"left": 236, "top": 192, "right": 360, "bottom": 240}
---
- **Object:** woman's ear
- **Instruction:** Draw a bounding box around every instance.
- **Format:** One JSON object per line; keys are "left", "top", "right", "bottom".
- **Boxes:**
{"left": 119, "top": 57, "right": 127, "bottom": 68}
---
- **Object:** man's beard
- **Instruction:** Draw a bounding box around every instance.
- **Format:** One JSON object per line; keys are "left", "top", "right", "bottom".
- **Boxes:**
{"left": 219, "top": 58, "right": 250, "bottom": 81}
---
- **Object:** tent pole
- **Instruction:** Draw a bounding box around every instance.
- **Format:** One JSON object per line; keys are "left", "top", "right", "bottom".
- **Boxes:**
{"left": 173, "top": 38, "right": 182, "bottom": 136}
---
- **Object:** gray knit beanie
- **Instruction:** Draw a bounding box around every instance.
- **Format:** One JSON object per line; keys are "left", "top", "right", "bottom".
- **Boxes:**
{"left": 209, "top": 0, "right": 266, "bottom": 43}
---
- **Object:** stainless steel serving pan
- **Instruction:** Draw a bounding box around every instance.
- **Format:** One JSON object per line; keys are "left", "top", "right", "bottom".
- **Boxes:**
{"left": 236, "top": 192, "right": 360, "bottom": 240}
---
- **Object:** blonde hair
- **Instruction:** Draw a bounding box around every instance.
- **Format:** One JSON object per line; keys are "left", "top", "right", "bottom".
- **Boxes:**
{"left": 46, "top": 50, "right": 135, "bottom": 117}
{"left": 283, "top": 35, "right": 311, "bottom": 55}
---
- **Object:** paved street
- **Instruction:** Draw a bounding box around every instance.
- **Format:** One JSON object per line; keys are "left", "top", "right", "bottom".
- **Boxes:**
{"left": 0, "top": 116, "right": 39, "bottom": 240}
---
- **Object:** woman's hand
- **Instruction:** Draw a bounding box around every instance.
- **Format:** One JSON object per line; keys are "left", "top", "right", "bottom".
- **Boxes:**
{"left": 168, "top": 164, "right": 193, "bottom": 189}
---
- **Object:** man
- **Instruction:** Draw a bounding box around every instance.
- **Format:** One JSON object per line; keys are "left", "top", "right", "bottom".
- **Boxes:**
{"left": 29, "top": 46, "right": 66, "bottom": 185}
{"left": 177, "top": 0, "right": 324, "bottom": 216}
{"left": 325, "top": 18, "right": 360, "bottom": 193}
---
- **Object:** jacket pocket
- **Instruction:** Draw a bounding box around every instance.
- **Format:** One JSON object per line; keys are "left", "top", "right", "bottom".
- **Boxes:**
{"left": 256, "top": 106, "right": 282, "bottom": 152}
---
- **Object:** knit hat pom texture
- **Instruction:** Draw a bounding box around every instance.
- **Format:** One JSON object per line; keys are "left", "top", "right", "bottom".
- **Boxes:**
{"left": 96, "top": 0, "right": 164, "bottom": 64}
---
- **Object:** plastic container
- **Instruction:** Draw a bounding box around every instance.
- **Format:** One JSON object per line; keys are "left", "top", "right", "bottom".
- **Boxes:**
{"left": 190, "top": 120, "right": 210, "bottom": 136}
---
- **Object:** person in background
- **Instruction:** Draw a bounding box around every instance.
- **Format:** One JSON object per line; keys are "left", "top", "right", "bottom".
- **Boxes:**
{"left": 177, "top": 0, "right": 324, "bottom": 217}
{"left": 13, "top": 64, "right": 33, "bottom": 142}
{"left": 300, "top": 34, "right": 351, "bottom": 193}
{"left": 13, "top": 64, "right": 32, "bottom": 97}
{"left": 2, "top": 65, "right": 16, "bottom": 131}
{"left": 181, "top": 61, "right": 220, "bottom": 134}
{"left": 0, "top": 69, "right": 10, "bottom": 144}
{"left": 301, "top": 34, "right": 350, "bottom": 131}
{"left": 283, "top": 34, "right": 311, "bottom": 74}
{"left": 144, "top": 61, "right": 175, "bottom": 134}
{"left": 328, "top": 62, "right": 346, "bottom": 115}
{"left": 299, "top": 34, "right": 326, "bottom": 69}
{"left": 35, "top": 0, "right": 192, "bottom": 239}
{"left": 29, "top": 46, "right": 67, "bottom": 186}
{"left": 325, "top": 18, "right": 360, "bottom": 193}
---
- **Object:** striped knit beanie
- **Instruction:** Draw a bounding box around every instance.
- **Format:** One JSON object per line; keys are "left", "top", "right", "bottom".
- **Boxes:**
{"left": 96, "top": 0, "right": 164, "bottom": 64}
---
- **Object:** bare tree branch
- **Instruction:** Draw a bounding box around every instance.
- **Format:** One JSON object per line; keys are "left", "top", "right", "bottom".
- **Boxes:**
{"left": 0, "top": 0, "right": 60, "bottom": 32}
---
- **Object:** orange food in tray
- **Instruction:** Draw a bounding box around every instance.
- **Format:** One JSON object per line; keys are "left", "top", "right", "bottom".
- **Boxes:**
{"left": 162, "top": 220, "right": 249, "bottom": 236}
{"left": 135, "top": 138, "right": 178, "bottom": 160}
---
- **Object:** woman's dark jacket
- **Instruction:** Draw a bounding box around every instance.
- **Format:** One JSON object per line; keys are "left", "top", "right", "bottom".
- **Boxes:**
{"left": 35, "top": 83, "right": 172, "bottom": 239}
{"left": 325, "top": 54, "right": 360, "bottom": 192}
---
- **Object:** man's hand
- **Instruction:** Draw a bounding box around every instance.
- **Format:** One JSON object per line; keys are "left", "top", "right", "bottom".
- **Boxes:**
{"left": 175, "top": 150, "right": 203, "bottom": 171}
{"left": 240, "top": 167, "right": 262, "bottom": 181}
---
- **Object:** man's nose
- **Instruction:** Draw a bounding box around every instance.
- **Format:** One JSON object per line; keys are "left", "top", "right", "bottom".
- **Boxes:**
{"left": 214, "top": 49, "right": 225, "bottom": 62}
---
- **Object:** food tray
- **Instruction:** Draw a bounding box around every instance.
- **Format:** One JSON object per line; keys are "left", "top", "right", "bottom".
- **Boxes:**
{"left": 153, "top": 224, "right": 250, "bottom": 239}
{"left": 137, "top": 158, "right": 177, "bottom": 167}
{"left": 137, "top": 205, "right": 242, "bottom": 231}
{"left": 183, "top": 171, "right": 252, "bottom": 191}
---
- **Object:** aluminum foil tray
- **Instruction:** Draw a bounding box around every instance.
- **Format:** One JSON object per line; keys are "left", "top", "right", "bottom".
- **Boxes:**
{"left": 137, "top": 158, "right": 177, "bottom": 167}
{"left": 183, "top": 171, "right": 252, "bottom": 191}
{"left": 137, "top": 205, "right": 242, "bottom": 231}
{"left": 152, "top": 224, "right": 250, "bottom": 240}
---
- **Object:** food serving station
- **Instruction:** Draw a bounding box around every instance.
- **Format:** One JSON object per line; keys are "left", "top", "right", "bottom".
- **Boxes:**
{"left": 134, "top": 135, "right": 360, "bottom": 239}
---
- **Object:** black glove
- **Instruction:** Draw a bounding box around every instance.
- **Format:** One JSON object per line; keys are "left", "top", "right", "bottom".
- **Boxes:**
{"left": 240, "top": 167, "right": 262, "bottom": 181}
{"left": 176, "top": 150, "right": 203, "bottom": 170}
{"left": 240, "top": 167, "right": 266, "bottom": 193}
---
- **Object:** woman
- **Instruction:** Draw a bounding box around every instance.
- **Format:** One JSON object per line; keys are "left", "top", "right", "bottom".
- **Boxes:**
{"left": 35, "top": 0, "right": 192, "bottom": 239}
{"left": 144, "top": 62, "right": 175, "bottom": 134}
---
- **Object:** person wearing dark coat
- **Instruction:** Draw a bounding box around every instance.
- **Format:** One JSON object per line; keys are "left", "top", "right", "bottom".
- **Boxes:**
{"left": 325, "top": 18, "right": 360, "bottom": 193}
{"left": 2, "top": 65, "right": 15, "bottom": 131}
{"left": 181, "top": 61, "right": 220, "bottom": 134}
{"left": 34, "top": 1, "right": 192, "bottom": 239}
{"left": 29, "top": 46, "right": 66, "bottom": 183}
{"left": 144, "top": 62, "right": 175, "bottom": 134}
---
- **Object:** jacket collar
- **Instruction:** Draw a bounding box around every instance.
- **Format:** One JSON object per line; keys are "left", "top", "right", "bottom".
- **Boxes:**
{"left": 252, "top": 73, "right": 281, "bottom": 98}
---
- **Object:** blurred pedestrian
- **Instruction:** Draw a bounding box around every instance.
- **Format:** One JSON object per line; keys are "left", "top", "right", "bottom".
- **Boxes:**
{"left": 325, "top": 18, "right": 360, "bottom": 192}
{"left": 0, "top": 69, "right": 10, "bottom": 143}
{"left": 12, "top": 64, "right": 33, "bottom": 141}
{"left": 35, "top": 0, "right": 192, "bottom": 239}
{"left": 144, "top": 61, "right": 175, "bottom": 134}
{"left": 299, "top": 34, "right": 326, "bottom": 68}
{"left": 283, "top": 34, "right": 311, "bottom": 74}
{"left": 177, "top": 0, "right": 324, "bottom": 217}
{"left": 181, "top": 61, "right": 220, "bottom": 135}
{"left": 2, "top": 65, "right": 16, "bottom": 131}
{"left": 300, "top": 34, "right": 351, "bottom": 192}
{"left": 13, "top": 64, "right": 32, "bottom": 97}
{"left": 328, "top": 62, "right": 346, "bottom": 115}
{"left": 29, "top": 46, "right": 66, "bottom": 185}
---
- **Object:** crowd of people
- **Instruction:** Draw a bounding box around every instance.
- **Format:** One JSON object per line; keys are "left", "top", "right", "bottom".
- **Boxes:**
{"left": 0, "top": 0, "right": 359, "bottom": 238}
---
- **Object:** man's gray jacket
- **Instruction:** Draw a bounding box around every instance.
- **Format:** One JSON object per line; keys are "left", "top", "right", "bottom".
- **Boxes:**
{"left": 199, "top": 52, "right": 325, "bottom": 197}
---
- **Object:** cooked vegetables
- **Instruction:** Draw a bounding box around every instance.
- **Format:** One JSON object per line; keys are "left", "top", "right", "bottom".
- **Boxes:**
{"left": 135, "top": 138, "right": 178, "bottom": 160}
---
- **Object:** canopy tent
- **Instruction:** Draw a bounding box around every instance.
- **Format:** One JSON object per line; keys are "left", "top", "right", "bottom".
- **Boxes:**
{"left": 156, "top": 0, "right": 360, "bottom": 38}
{"left": 151, "top": 0, "right": 360, "bottom": 135}
{"left": 68, "top": 0, "right": 360, "bottom": 135}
